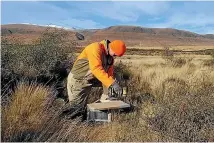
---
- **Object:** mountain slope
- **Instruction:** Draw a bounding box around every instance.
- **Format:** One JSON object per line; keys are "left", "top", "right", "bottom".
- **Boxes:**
{"left": 204, "top": 34, "right": 214, "bottom": 39}
{"left": 2, "top": 24, "right": 214, "bottom": 46}
{"left": 83, "top": 25, "right": 214, "bottom": 46}
{"left": 99, "top": 25, "right": 202, "bottom": 38}
{"left": 1, "top": 24, "right": 84, "bottom": 43}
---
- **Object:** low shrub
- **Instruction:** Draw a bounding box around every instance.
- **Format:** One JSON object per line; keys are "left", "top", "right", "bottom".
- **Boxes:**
{"left": 1, "top": 27, "right": 77, "bottom": 101}
{"left": 1, "top": 27, "right": 77, "bottom": 78}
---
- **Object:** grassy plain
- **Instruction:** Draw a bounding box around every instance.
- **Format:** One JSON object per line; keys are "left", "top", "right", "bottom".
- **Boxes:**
{"left": 129, "top": 45, "right": 214, "bottom": 51}
{"left": 1, "top": 29, "right": 214, "bottom": 141}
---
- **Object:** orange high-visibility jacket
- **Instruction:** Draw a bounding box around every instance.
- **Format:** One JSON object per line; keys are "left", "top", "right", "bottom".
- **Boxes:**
{"left": 71, "top": 40, "right": 115, "bottom": 88}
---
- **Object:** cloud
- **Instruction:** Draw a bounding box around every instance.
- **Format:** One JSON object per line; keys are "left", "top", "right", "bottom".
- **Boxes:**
{"left": 115, "top": 1, "right": 170, "bottom": 16}
{"left": 60, "top": 19, "right": 104, "bottom": 29}
{"left": 65, "top": 1, "right": 170, "bottom": 22}
{"left": 147, "top": 13, "right": 214, "bottom": 28}
{"left": 2, "top": 2, "right": 68, "bottom": 22}
{"left": 1, "top": 1, "right": 104, "bottom": 29}
{"left": 187, "top": 26, "right": 214, "bottom": 35}
{"left": 144, "top": 2, "right": 214, "bottom": 34}
{"left": 168, "top": 13, "right": 214, "bottom": 27}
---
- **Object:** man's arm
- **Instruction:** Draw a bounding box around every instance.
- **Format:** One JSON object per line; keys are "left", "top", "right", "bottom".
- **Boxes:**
{"left": 86, "top": 43, "right": 114, "bottom": 88}
{"left": 108, "top": 64, "right": 114, "bottom": 77}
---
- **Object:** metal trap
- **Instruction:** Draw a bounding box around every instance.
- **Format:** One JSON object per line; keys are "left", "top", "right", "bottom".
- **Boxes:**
{"left": 87, "top": 100, "right": 130, "bottom": 122}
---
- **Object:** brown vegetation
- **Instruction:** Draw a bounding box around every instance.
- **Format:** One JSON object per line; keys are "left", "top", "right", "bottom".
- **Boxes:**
{"left": 2, "top": 58, "right": 214, "bottom": 141}
{"left": 2, "top": 24, "right": 214, "bottom": 47}
{"left": 1, "top": 25, "right": 214, "bottom": 142}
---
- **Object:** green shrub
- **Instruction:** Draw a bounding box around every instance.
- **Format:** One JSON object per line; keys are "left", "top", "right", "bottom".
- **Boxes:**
{"left": 1, "top": 27, "right": 77, "bottom": 102}
{"left": 1, "top": 27, "right": 77, "bottom": 78}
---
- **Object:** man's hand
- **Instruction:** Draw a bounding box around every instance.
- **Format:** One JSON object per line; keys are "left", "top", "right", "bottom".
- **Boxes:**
{"left": 110, "top": 81, "right": 123, "bottom": 97}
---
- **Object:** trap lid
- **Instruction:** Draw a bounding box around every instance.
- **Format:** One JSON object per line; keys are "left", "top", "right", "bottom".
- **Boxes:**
{"left": 87, "top": 100, "right": 130, "bottom": 111}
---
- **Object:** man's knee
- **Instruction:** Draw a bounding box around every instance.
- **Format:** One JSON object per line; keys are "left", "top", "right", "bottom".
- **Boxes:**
{"left": 67, "top": 73, "right": 76, "bottom": 102}
{"left": 68, "top": 83, "right": 92, "bottom": 103}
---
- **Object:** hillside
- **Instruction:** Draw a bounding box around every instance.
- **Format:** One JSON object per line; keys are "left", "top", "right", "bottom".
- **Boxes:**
{"left": 1, "top": 24, "right": 214, "bottom": 46}
{"left": 204, "top": 34, "right": 214, "bottom": 39}
{"left": 82, "top": 26, "right": 214, "bottom": 46}
{"left": 1, "top": 24, "right": 84, "bottom": 44}
{"left": 98, "top": 26, "right": 202, "bottom": 37}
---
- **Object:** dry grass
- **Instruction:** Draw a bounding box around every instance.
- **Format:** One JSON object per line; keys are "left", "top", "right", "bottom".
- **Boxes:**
{"left": 2, "top": 50, "right": 214, "bottom": 142}
{"left": 2, "top": 25, "right": 214, "bottom": 142}
{"left": 2, "top": 55, "right": 214, "bottom": 142}
{"left": 0, "top": 80, "right": 160, "bottom": 142}
{"left": 117, "top": 55, "right": 214, "bottom": 91}
{"left": 118, "top": 54, "right": 212, "bottom": 68}
{"left": 1, "top": 82, "right": 54, "bottom": 141}
{"left": 129, "top": 45, "right": 214, "bottom": 51}
{"left": 115, "top": 54, "right": 214, "bottom": 141}
{"left": 1, "top": 81, "right": 88, "bottom": 142}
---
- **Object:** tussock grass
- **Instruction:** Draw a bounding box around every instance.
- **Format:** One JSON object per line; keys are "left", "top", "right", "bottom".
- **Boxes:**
{"left": 129, "top": 45, "right": 214, "bottom": 51}
{"left": 1, "top": 27, "right": 214, "bottom": 141}
{"left": 1, "top": 82, "right": 54, "bottom": 141}
{"left": 2, "top": 55, "right": 214, "bottom": 142}
{"left": 1, "top": 81, "right": 88, "bottom": 142}
{"left": 121, "top": 56, "right": 214, "bottom": 142}
{"left": 203, "top": 50, "right": 214, "bottom": 67}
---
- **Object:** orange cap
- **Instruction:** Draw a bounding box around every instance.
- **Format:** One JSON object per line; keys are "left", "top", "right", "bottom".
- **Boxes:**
{"left": 109, "top": 40, "right": 126, "bottom": 57}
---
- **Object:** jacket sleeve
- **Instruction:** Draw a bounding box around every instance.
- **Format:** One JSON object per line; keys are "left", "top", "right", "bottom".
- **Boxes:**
{"left": 108, "top": 64, "right": 114, "bottom": 77}
{"left": 86, "top": 43, "right": 115, "bottom": 88}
